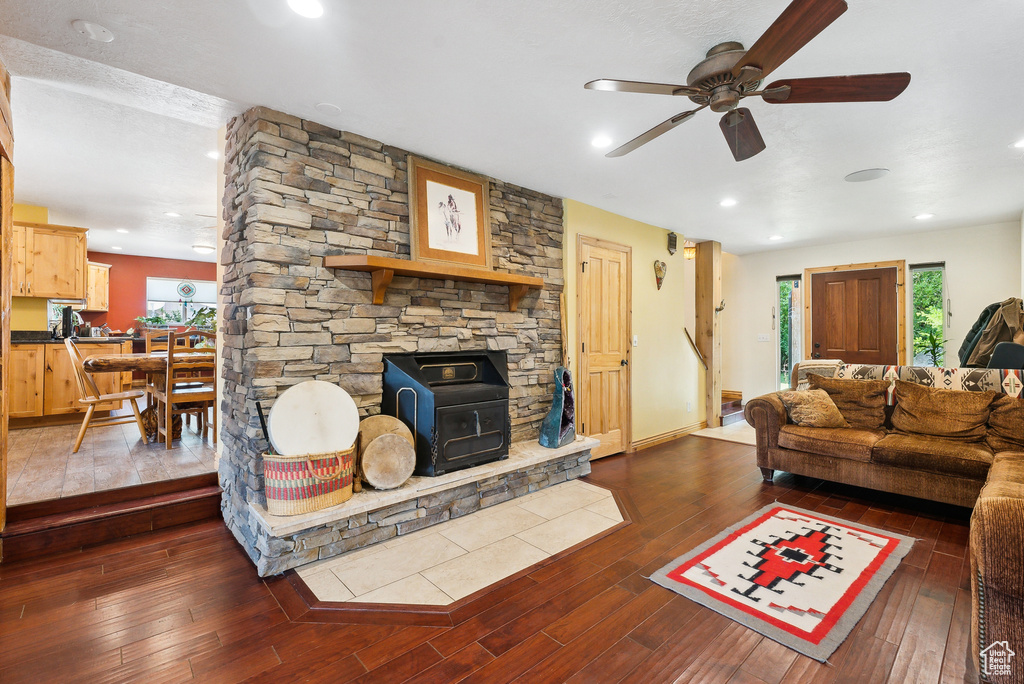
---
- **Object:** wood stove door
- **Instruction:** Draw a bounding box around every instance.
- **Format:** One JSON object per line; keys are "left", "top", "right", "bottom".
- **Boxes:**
{"left": 435, "top": 400, "right": 508, "bottom": 469}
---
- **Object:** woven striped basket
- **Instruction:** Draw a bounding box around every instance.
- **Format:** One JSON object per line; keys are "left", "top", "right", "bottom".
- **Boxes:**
{"left": 263, "top": 446, "right": 355, "bottom": 516}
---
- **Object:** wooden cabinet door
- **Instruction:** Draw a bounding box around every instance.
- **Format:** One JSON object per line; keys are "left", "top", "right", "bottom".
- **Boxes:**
{"left": 29, "top": 226, "right": 86, "bottom": 298}
{"left": 121, "top": 341, "right": 133, "bottom": 389}
{"left": 43, "top": 344, "right": 83, "bottom": 414}
{"left": 9, "top": 345, "right": 44, "bottom": 418}
{"left": 44, "top": 343, "right": 123, "bottom": 414}
{"left": 12, "top": 223, "right": 28, "bottom": 296}
{"left": 85, "top": 263, "right": 110, "bottom": 311}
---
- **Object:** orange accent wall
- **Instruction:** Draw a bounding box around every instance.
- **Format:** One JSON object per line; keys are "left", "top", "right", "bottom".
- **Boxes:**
{"left": 82, "top": 252, "right": 217, "bottom": 332}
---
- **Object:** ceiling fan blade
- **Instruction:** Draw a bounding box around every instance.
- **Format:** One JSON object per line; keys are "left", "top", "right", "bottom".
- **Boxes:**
{"left": 585, "top": 79, "right": 702, "bottom": 97}
{"left": 719, "top": 108, "right": 766, "bottom": 162}
{"left": 762, "top": 73, "right": 911, "bottom": 103}
{"left": 733, "top": 0, "right": 848, "bottom": 81}
{"left": 606, "top": 106, "right": 707, "bottom": 157}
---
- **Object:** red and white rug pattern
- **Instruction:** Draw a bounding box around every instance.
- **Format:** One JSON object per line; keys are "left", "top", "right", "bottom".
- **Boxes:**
{"left": 651, "top": 504, "right": 914, "bottom": 661}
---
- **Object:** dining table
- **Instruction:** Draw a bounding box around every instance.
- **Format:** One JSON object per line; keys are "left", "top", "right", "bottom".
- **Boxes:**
{"left": 82, "top": 349, "right": 216, "bottom": 374}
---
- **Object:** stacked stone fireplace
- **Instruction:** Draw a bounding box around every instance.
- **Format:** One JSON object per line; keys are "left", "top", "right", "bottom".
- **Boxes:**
{"left": 219, "top": 107, "right": 572, "bottom": 572}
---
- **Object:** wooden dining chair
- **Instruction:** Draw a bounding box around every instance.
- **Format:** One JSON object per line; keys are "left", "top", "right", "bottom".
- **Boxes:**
{"left": 64, "top": 339, "right": 148, "bottom": 453}
{"left": 150, "top": 331, "right": 217, "bottom": 449}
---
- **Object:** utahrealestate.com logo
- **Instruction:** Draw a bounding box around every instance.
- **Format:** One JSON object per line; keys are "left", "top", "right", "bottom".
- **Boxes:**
{"left": 981, "top": 641, "right": 1015, "bottom": 678}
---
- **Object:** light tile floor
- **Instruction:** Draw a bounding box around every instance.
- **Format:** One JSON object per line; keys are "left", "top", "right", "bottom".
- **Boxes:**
{"left": 296, "top": 479, "right": 624, "bottom": 605}
{"left": 6, "top": 409, "right": 217, "bottom": 505}
{"left": 692, "top": 421, "right": 757, "bottom": 446}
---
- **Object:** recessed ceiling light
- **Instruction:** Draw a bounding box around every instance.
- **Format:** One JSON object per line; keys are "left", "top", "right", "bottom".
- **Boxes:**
{"left": 116, "top": 229, "right": 129, "bottom": 234}
{"left": 71, "top": 19, "right": 114, "bottom": 43}
{"left": 206, "top": 150, "right": 220, "bottom": 160}
{"left": 914, "top": 213, "right": 935, "bottom": 220}
{"left": 111, "top": 246, "right": 123, "bottom": 251}
{"left": 719, "top": 198, "right": 738, "bottom": 207}
{"left": 192, "top": 244, "right": 216, "bottom": 255}
{"left": 287, "top": 0, "right": 324, "bottom": 18}
{"left": 1012, "top": 139, "right": 1024, "bottom": 149}
{"left": 315, "top": 102, "right": 343, "bottom": 117}
{"left": 164, "top": 212, "right": 181, "bottom": 218}
{"left": 768, "top": 235, "right": 784, "bottom": 241}
{"left": 591, "top": 134, "right": 613, "bottom": 149}
{"left": 844, "top": 168, "right": 890, "bottom": 182}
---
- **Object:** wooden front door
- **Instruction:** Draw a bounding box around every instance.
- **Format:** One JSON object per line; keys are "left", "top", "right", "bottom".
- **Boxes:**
{"left": 810, "top": 267, "right": 899, "bottom": 365}
{"left": 578, "top": 236, "right": 630, "bottom": 459}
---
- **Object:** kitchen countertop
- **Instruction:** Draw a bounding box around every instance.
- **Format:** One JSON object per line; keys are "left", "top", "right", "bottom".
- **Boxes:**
{"left": 12, "top": 337, "right": 134, "bottom": 345}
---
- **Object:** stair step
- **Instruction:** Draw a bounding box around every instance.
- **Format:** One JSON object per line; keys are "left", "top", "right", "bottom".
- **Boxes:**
{"left": 2, "top": 478, "right": 221, "bottom": 564}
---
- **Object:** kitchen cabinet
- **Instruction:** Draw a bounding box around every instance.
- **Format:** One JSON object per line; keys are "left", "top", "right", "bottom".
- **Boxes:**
{"left": 9, "top": 344, "right": 45, "bottom": 418}
{"left": 85, "top": 262, "right": 111, "bottom": 311}
{"left": 9, "top": 341, "right": 135, "bottom": 418}
{"left": 12, "top": 223, "right": 27, "bottom": 296}
{"left": 12, "top": 221, "right": 88, "bottom": 299}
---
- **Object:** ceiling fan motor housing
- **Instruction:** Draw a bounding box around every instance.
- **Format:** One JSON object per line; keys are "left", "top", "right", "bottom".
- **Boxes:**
{"left": 686, "top": 41, "right": 762, "bottom": 112}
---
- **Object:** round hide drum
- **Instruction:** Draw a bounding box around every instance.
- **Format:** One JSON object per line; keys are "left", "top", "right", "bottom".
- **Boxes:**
{"left": 268, "top": 381, "right": 359, "bottom": 456}
{"left": 360, "top": 433, "right": 416, "bottom": 490}
{"left": 358, "top": 415, "right": 414, "bottom": 450}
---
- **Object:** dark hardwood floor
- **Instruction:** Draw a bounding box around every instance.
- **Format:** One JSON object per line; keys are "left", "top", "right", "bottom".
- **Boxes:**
{"left": 0, "top": 436, "right": 978, "bottom": 683}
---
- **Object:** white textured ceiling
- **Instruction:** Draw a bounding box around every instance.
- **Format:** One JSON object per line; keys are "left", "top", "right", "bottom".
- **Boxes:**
{"left": 0, "top": 0, "right": 1022, "bottom": 255}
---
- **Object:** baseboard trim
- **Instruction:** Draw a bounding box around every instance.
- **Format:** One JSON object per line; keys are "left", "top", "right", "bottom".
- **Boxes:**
{"left": 722, "top": 390, "right": 743, "bottom": 403}
{"left": 628, "top": 421, "right": 707, "bottom": 452}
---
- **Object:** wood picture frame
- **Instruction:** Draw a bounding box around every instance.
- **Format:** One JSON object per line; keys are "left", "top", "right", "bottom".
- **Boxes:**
{"left": 408, "top": 156, "right": 492, "bottom": 270}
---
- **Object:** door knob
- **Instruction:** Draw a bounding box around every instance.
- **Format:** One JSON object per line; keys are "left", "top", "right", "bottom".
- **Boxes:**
{"left": 814, "top": 343, "right": 820, "bottom": 348}
{"left": 620, "top": 359, "right": 628, "bottom": 366}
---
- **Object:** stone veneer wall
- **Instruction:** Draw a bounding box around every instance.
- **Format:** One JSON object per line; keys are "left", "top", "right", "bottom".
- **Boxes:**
{"left": 219, "top": 107, "right": 564, "bottom": 565}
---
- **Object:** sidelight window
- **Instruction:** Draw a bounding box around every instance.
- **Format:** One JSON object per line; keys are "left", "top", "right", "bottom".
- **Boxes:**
{"left": 910, "top": 263, "right": 947, "bottom": 366}
{"left": 776, "top": 275, "right": 802, "bottom": 389}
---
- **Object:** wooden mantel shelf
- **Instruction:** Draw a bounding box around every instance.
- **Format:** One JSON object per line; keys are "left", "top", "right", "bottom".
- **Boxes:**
{"left": 324, "top": 255, "right": 544, "bottom": 312}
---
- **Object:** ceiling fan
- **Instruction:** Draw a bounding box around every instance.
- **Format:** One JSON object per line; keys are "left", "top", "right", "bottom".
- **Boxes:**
{"left": 585, "top": 0, "right": 911, "bottom": 161}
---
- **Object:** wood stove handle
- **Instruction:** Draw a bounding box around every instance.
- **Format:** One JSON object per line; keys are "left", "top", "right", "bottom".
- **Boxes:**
{"left": 474, "top": 411, "right": 481, "bottom": 438}
{"left": 396, "top": 387, "right": 418, "bottom": 433}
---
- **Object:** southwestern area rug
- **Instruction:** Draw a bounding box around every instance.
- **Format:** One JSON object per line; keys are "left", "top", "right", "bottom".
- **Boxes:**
{"left": 651, "top": 504, "right": 914, "bottom": 661}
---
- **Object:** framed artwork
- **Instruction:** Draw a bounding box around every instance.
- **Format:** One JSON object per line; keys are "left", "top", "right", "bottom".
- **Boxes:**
{"left": 408, "top": 156, "right": 492, "bottom": 270}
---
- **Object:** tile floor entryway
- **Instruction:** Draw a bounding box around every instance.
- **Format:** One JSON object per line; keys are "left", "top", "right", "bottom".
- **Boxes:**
{"left": 6, "top": 413, "right": 217, "bottom": 506}
{"left": 692, "top": 421, "right": 757, "bottom": 446}
{"left": 296, "top": 479, "right": 624, "bottom": 605}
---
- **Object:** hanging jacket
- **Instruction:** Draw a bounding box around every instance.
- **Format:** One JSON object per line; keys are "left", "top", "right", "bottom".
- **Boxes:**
{"left": 959, "top": 302, "right": 1000, "bottom": 365}
{"left": 966, "top": 297, "right": 1024, "bottom": 367}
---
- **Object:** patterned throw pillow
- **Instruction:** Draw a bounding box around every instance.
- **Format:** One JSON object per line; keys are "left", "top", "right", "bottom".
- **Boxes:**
{"left": 987, "top": 394, "right": 1024, "bottom": 453}
{"left": 808, "top": 374, "right": 889, "bottom": 430}
{"left": 891, "top": 380, "right": 997, "bottom": 442}
{"left": 779, "top": 389, "right": 849, "bottom": 428}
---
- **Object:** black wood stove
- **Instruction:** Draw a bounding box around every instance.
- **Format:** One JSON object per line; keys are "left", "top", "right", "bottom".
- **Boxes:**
{"left": 382, "top": 351, "right": 511, "bottom": 476}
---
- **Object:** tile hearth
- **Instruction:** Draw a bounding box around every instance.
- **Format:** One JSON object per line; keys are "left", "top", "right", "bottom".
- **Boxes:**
{"left": 296, "top": 479, "right": 623, "bottom": 605}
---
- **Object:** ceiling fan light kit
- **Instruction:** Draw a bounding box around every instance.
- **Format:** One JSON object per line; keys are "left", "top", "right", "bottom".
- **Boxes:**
{"left": 585, "top": 0, "right": 911, "bottom": 161}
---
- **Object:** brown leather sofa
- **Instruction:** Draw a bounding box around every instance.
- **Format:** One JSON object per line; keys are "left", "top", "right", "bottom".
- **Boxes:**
{"left": 744, "top": 363, "right": 1024, "bottom": 681}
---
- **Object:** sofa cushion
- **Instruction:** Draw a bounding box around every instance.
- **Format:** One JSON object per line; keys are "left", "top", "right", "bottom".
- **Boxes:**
{"left": 779, "top": 389, "right": 849, "bottom": 428}
{"left": 891, "top": 380, "right": 996, "bottom": 441}
{"left": 987, "top": 394, "right": 1024, "bottom": 453}
{"left": 777, "top": 425, "right": 885, "bottom": 462}
{"left": 979, "top": 452, "right": 1024, "bottom": 499}
{"left": 808, "top": 374, "right": 889, "bottom": 430}
{"left": 873, "top": 433, "right": 994, "bottom": 479}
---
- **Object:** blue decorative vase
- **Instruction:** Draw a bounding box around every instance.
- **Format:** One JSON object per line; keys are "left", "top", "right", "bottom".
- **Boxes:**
{"left": 539, "top": 367, "right": 576, "bottom": 448}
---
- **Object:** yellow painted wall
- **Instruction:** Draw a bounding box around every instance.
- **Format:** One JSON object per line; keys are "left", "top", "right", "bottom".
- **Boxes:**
{"left": 11, "top": 297, "right": 48, "bottom": 330}
{"left": 10, "top": 204, "right": 51, "bottom": 329}
{"left": 562, "top": 199, "right": 704, "bottom": 445}
{"left": 12, "top": 203, "right": 47, "bottom": 223}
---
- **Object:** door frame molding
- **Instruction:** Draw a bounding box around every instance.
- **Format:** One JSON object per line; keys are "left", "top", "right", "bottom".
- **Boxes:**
{"left": 803, "top": 260, "right": 907, "bottom": 366}
{"left": 576, "top": 234, "right": 632, "bottom": 456}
